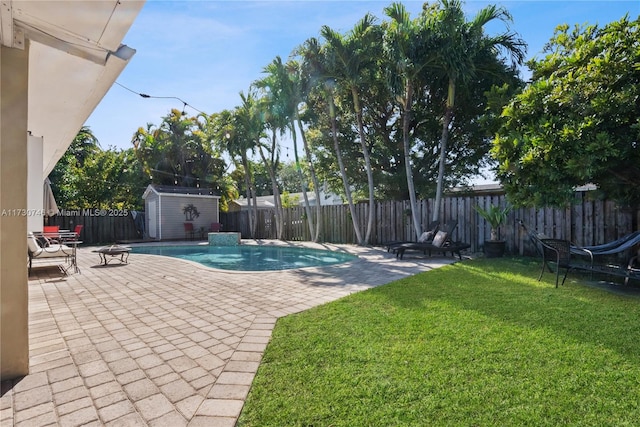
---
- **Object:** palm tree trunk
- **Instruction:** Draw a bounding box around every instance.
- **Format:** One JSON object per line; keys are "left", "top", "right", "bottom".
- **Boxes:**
{"left": 291, "top": 121, "right": 316, "bottom": 240}
{"left": 402, "top": 81, "right": 422, "bottom": 238}
{"left": 241, "top": 155, "right": 256, "bottom": 238}
{"left": 328, "top": 92, "right": 364, "bottom": 245}
{"left": 352, "top": 87, "right": 375, "bottom": 245}
{"left": 433, "top": 78, "right": 456, "bottom": 223}
{"left": 258, "top": 142, "right": 284, "bottom": 239}
{"left": 270, "top": 131, "right": 285, "bottom": 239}
{"left": 297, "top": 112, "right": 322, "bottom": 242}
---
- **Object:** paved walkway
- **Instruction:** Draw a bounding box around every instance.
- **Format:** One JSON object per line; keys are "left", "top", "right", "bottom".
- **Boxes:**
{"left": 1, "top": 241, "right": 455, "bottom": 426}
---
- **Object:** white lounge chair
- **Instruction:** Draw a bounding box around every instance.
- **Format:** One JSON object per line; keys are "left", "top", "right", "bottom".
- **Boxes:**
{"left": 27, "top": 232, "right": 78, "bottom": 275}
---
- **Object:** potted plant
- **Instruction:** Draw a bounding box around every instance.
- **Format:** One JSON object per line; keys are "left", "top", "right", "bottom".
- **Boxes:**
{"left": 474, "top": 203, "right": 511, "bottom": 257}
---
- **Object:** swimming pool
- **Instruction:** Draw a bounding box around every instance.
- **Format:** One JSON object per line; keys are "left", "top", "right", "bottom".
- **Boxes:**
{"left": 130, "top": 244, "right": 358, "bottom": 271}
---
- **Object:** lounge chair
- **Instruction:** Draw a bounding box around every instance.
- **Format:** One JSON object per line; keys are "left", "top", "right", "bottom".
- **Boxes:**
{"left": 384, "top": 221, "right": 439, "bottom": 252}
{"left": 571, "top": 231, "right": 640, "bottom": 257}
{"left": 570, "top": 231, "right": 640, "bottom": 282}
{"left": 393, "top": 221, "right": 470, "bottom": 260}
{"left": 27, "top": 232, "right": 78, "bottom": 275}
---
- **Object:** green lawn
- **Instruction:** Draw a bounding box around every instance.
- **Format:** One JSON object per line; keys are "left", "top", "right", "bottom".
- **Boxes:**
{"left": 237, "top": 257, "right": 640, "bottom": 426}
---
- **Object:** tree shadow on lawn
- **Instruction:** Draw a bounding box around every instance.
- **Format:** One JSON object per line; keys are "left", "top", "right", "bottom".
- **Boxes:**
{"left": 370, "top": 257, "right": 640, "bottom": 360}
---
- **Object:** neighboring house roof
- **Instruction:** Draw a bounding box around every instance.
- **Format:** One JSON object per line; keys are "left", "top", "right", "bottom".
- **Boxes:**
{"left": 449, "top": 182, "right": 598, "bottom": 195}
{"left": 232, "top": 190, "right": 344, "bottom": 210}
{"left": 284, "top": 191, "right": 344, "bottom": 206}
{"left": 449, "top": 183, "right": 505, "bottom": 195}
{"left": 232, "top": 195, "right": 277, "bottom": 209}
{"left": 143, "top": 184, "right": 220, "bottom": 199}
{"left": 0, "top": 0, "right": 144, "bottom": 176}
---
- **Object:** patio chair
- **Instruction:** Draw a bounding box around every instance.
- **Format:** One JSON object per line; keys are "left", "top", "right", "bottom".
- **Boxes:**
{"left": 184, "top": 222, "right": 196, "bottom": 240}
{"left": 27, "top": 232, "right": 78, "bottom": 275}
{"left": 518, "top": 220, "right": 590, "bottom": 287}
{"left": 210, "top": 222, "right": 223, "bottom": 232}
{"left": 43, "top": 225, "right": 59, "bottom": 234}
{"left": 536, "top": 238, "right": 578, "bottom": 287}
{"left": 384, "top": 220, "right": 440, "bottom": 252}
{"left": 60, "top": 224, "right": 83, "bottom": 244}
{"left": 41, "top": 225, "right": 61, "bottom": 244}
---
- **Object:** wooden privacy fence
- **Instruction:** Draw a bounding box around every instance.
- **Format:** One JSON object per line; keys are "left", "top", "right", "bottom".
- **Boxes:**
{"left": 221, "top": 191, "right": 639, "bottom": 257}
{"left": 49, "top": 209, "right": 141, "bottom": 245}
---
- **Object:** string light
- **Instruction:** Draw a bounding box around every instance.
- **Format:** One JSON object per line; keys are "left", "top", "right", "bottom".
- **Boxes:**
{"left": 115, "top": 82, "right": 205, "bottom": 115}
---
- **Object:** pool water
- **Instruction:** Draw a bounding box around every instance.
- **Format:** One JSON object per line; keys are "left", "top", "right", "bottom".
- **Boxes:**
{"left": 130, "top": 244, "right": 357, "bottom": 271}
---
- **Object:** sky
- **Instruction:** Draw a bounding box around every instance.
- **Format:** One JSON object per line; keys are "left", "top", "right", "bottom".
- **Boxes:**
{"left": 86, "top": 0, "right": 639, "bottom": 156}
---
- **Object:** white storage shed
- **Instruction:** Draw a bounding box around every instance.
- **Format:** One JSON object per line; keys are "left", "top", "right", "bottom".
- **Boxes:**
{"left": 143, "top": 184, "right": 220, "bottom": 240}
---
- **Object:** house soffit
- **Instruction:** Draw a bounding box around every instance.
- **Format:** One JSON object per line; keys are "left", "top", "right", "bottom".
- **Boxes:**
{"left": 0, "top": 0, "right": 144, "bottom": 177}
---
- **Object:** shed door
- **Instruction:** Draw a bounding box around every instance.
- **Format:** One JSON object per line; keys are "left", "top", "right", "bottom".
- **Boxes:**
{"left": 148, "top": 200, "right": 157, "bottom": 239}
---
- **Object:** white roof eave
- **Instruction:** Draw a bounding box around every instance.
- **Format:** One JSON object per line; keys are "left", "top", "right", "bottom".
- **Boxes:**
{"left": 1, "top": 0, "right": 145, "bottom": 176}
{"left": 30, "top": 41, "right": 137, "bottom": 176}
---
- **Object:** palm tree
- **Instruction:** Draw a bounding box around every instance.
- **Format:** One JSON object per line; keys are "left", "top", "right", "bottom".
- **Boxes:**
{"left": 297, "top": 37, "right": 365, "bottom": 246}
{"left": 251, "top": 87, "right": 286, "bottom": 240}
{"left": 286, "top": 58, "right": 323, "bottom": 243}
{"left": 131, "top": 109, "right": 217, "bottom": 188}
{"left": 210, "top": 106, "right": 259, "bottom": 238}
{"left": 429, "top": 0, "right": 526, "bottom": 222}
{"left": 68, "top": 126, "right": 100, "bottom": 166}
{"left": 48, "top": 126, "right": 101, "bottom": 208}
{"left": 256, "top": 138, "right": 284, "bottom": 239}
{"left": 383, "top": 2, "right": 437, "bottom": 238}
{"left": 254, "top": 56, "right": 322, "bottom": 242}
{"left": 321, "top": 15, "right": 380, "bottom": 245}
{"left": 237, "top": 92, "right": 266, "bottom": 238}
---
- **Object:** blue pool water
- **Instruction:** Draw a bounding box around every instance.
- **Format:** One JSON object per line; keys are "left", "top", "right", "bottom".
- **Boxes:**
{"left": 130, "top": 244, "right": 357, "bottom": 271}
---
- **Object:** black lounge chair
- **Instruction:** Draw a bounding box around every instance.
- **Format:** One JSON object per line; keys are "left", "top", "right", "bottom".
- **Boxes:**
{"left": 571, "top": 231, "right": 640, "bottom": 256}
{"left": 392, "top": 221, "right": 469, "bottom": 260}
{"left": 383, "top": 220, "right": 440, "bottom": 252}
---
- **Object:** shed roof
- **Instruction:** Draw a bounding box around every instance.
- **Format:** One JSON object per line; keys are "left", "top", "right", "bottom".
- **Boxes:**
{"left": 143, "top": 184, "right": 220, "bottom": 199}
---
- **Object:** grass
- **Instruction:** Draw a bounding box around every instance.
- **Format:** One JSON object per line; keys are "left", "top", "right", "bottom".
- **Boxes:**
{"left": 237, "top": 257, "right": 640, "bottom": 426}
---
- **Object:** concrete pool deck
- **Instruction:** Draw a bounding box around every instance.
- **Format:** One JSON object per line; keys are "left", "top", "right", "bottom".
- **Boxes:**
{"left": 1, "top": 240, "right": 457, "bottom": 426}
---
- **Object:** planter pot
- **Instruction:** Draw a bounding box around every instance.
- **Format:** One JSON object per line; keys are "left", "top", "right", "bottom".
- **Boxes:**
{"left": 484, "top": 240, "right": 506, "bottom": 258}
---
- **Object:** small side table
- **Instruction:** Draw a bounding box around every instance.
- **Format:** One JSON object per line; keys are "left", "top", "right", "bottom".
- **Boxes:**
{"left": 94, "top": 245, "right": 131, "bottom": 265}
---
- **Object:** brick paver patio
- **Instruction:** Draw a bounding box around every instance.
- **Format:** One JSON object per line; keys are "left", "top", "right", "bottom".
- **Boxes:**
{"left": 1, "top": 241, "right": 455, "bottom": 426}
